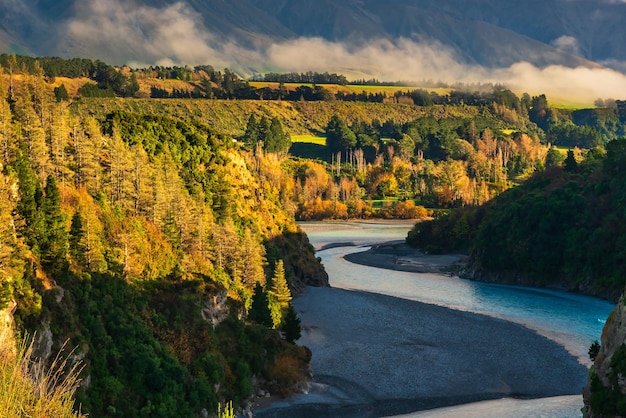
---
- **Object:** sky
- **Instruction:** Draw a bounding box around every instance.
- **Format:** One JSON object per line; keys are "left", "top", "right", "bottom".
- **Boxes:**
{"left": 64, "top": 0, "right": 626, "bottom": 106}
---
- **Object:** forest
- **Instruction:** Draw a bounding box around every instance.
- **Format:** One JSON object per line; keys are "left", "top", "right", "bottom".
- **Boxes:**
{"left": 0, "top": 58, "right": 327, "bottom": 417}
{"left": 1, "top": 53, "right": 626, "bottom": 416}
{"left": 406, "top": 142, "right": 626, "bottom": 302}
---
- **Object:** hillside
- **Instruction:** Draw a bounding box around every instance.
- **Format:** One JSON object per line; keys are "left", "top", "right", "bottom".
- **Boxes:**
{"left": 69, "top": 98, "right": 482, "bottom": 137}
{"left": 406, "top": 143, "right": 626, "bottom": 302}
{"left": 0, "top": 65, "right": 327, "bottom": 416}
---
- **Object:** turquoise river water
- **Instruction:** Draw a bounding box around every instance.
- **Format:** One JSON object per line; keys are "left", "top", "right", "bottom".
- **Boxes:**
{"left": 298, "top": 221, "right": 615, "bottom": 418}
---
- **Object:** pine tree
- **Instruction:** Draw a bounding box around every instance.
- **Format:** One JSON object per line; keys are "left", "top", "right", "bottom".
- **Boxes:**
{"left": 239, "top": 229, "right": 266, "bottom": 288}
{"left": 13, "top": 82, "right": 49, "bottom": 182}
{"left": 268, "top": 260, "right": 291, "bottom": 327}
{"left": 282, "top": 304, "right": 302, "bottom": 343}
{"left": 248, "top": 282, "right": 273, "bottom": 327}
{"left": 40, "top": 175, "right": 68, "bottom": 274}
{"left": 0, "top": 170, "right": 25, "bottom": 303}
{"left": 269, "top": 260, "right": 291, "bottom": 310}
{"left": 13, "top": 150, "right": 44, "bottom": 254}
{"left": 0, "top": 65, "right": 13, "bottom": 166}
{"left": 47, "top": 102, "right": 72, "bottom": 184}
{"left": 242, "top": 114, "right": 260, "bottom": 148}
{"left": 53, "top": 84, "right": 70, "bottom": 102}
{"left": 265, "top": 118, "right": 291, "bottom": 155}
{"left": 564, "top": 149, "right": 578, "bottom": 172}
{"left": 69, "top": 211, "right": 86, "bottom": 270}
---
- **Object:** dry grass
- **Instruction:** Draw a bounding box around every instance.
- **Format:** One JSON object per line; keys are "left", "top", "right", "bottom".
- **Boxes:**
{"left": 0, "top": 334, "right": 85, "bottom": 418}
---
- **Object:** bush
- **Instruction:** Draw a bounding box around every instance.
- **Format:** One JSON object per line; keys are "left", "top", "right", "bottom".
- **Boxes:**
{"left": 264, "top": 355, "right": 302, "bottom": 397}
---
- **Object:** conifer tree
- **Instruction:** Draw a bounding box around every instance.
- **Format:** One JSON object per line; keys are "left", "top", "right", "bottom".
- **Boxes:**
{"left": 13, "top": 83, "right": 49, "bottom": 182}
{"left": 53, "top": 84, "right": 70, "bottom": 102}
{"left": 242, "top": 114, "right": 260, "bottom": 148}
{"left": 268, "top": 260, "right": 291, "bottom": 327}
{"left": 239, "top": 229, "right": 266, "bottom": 287}
{"left": 0, "top": 171, "right": 25, "bottom": 301}
{"left": 269, "top": 260, "right": 291, "bottom": 310}
{"left": 564, "top": 149, "right": 578, "bottom": 172}
{"left": 282, "top": 304, "right": 302, "bottom": 343}
{"left": 248, "top": 282, "right": 273, "bottom": 327}
{"left": 68, "top": 211, "right": 86, "bottom": 270}
{"left": 48, "top": 102, "right": 72, "bottom": 184}
{"left": 13, "top": 150, "right": 44, "bottom": 253}
{"left": 73, "top": 117, "right": 104, "bottom": 192}
{"left": 40, "top": 175, "right": 68, "bottom": 274}
{"left": 265, "top": 118, "right": 291, "bottom": 155}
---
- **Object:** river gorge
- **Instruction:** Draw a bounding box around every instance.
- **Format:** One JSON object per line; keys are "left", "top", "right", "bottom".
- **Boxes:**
{"left": 256, "top": 221, "right": 614, "bottom": 417}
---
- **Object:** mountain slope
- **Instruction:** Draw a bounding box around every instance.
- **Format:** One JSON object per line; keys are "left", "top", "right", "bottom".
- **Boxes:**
{"left": 0, "top": 0, "right": 623, "bottom": 72}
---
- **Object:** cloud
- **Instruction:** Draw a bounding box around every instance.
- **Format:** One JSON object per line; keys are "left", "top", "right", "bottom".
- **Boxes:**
{"left": 65, "top": 0, "right": 626, "bottom": 105}
{"left": 550, "top": 35, "right": 581, "bottom": 56}
{"left": 67, "top": 0, "right": 261, "bottom": 69}
{"left": 263, "top": 37, "right": 626, "bottom": 105}
{"left": 490, "top": 63, "right": 626, "bottom": 104}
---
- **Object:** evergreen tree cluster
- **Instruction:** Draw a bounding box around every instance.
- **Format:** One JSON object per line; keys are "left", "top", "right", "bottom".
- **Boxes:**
{"left": 262, "top": 71, "right": 348, "bottom": 85}
{"left": 242, "top": 114, "right": 291, "bottom": 154}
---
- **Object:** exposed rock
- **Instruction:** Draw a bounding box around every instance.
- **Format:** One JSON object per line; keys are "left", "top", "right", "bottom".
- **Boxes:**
{"left": 54, "top": 285, "right": 65, "bottom": 303}
{"left": 583, "top": 291, "right": 626, "bottom": 417}
{"left": 200, "top": 289, "right": 229, "bottom": 326}
{"left": 0, "top": 301, "right": 17, "bottom": 359}
{"left": 33, "top": 321, "right": 53, "bottom": 361}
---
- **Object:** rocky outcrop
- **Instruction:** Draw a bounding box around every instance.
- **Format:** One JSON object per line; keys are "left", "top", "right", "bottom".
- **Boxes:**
{"left": 0, "top": 301, "right": 17, "bottom": 360}
{"left": 270, "top": 230, "right": 329, "bottom": 294}
{"left": 583, "top": 291, "right": 626, "bottom": 417}
{"left": 201, "top": 289, "right": 229, "bottom": 326}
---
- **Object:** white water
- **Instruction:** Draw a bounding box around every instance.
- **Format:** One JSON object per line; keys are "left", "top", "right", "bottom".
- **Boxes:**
{"left": 300, "top": 221, "right": 615, "bottom": 417}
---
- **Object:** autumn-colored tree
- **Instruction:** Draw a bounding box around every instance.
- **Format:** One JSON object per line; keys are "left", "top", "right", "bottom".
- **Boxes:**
{"left": 268, "top": 260, "right": 291, "bottom": 327}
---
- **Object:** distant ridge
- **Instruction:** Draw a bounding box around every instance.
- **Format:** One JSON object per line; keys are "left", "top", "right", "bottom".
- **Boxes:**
{"left": 0, "top": 0, "right": 624, "bottom": 72}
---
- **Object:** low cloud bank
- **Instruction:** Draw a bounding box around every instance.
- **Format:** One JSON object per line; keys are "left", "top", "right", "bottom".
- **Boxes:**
{"left": 66, "top": 0, "right": 626, "bottom": 105}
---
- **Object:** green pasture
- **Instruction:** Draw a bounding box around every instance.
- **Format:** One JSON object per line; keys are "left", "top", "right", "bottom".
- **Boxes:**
{"left": 291, "top": 134, "right": 327, "bottom": 146}
{"left": 249, "top": 81, "right": 452, "bottom": 97}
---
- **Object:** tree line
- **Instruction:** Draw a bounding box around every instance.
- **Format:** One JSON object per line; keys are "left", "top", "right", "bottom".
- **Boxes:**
{"left": 260, "top": 71, "right": 349, "bottom": 85}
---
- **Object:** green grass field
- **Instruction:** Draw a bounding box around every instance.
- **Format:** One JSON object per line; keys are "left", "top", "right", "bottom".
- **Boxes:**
{"left": 249, "top": 81, "right": 452, "bottom": 97}
{"left": 291, "top": 134, "right": 327, "bottom": 145}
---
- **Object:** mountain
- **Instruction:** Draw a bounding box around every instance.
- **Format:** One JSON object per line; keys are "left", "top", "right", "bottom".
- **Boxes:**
{"left": 1, "top": 0, "right": 625, "bottom": 74}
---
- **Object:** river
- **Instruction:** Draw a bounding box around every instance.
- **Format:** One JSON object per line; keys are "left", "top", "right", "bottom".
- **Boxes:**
{"left": 257, "top": 221, "right": 615, "bottom": 417}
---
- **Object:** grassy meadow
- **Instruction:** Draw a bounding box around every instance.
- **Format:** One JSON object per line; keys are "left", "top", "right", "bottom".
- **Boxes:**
{"left": 291, "top": 134, "right": 327, "bottom": 146}
{"left": 249, "top": 81, "right": 451, "bottom": 97}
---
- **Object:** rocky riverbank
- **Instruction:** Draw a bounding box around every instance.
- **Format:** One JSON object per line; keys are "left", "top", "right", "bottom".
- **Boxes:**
{"left": 255, "top": 284, "right": 587, "bottom": 417}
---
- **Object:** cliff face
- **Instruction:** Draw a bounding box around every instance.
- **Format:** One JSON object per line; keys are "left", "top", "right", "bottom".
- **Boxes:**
{"left": 584, "top": 290, "right": 626, "bottom": 417}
